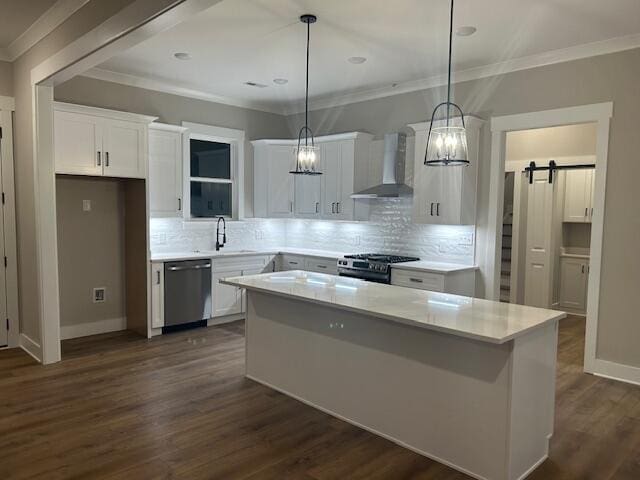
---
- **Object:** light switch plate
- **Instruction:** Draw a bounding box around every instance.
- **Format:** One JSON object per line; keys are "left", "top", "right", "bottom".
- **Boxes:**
{"left": 82, "top": 200, "right": 91, "bottom": 212}
{"left": 93, "top": 287, "right": 106, "bottom": 303}
{"left": 458, "top": 234, "right": 474, "bottom": 246}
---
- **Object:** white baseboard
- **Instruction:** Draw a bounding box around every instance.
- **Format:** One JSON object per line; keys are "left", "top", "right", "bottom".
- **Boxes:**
{"left": 592, "top": 359, "right": 640, "bottom": 386}
{"left": 20, "top": 333, "right": 42, "bottom": 362}
{"left": 60, "top": 317, "right": 126, "bottom": 340}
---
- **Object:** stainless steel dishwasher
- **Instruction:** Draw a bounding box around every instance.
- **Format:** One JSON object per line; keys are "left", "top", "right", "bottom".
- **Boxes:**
{"left": 164, "top": 259, "right": 212, "bottom": 330}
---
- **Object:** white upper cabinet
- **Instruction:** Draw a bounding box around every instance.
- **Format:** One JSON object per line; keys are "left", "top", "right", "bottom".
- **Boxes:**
{"left": 149, "top": 123, "right": 186, "bottom": 217}
{"left": 563, "top": 169, "right": 594, "bottom": 223}
{"left": 253, "top": 132, "right": 372, "bottom": 221}
{"left": 54, "top": 102, "right": 157, "bottom": 179}
{"left": 409, "top": 116, "right": 484, "bottom": 225}
{"left": 54, "top": 110, "right": 104, "bottom": 176}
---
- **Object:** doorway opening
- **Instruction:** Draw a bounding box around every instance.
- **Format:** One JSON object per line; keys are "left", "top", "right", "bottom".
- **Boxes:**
{"left": 500, "top": 123, "right": 597, "bottom": 314}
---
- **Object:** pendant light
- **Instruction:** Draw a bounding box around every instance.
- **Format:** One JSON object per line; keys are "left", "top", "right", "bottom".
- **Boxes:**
{"left": 424, "top": 0, "right": 469, "bottom": 166}
{"left": 290, "top": 14, "right": 321, "bottom": 175}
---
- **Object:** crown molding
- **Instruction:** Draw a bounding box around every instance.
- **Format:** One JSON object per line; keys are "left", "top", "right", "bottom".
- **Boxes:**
{"left": 0, "top": 48, "right": 10, "bottom": 62}
{"left": 4, "top": 0, "right": 90, "bottom": 61}
{"left": 82, "top": 67, "right": 286, "bottom": 115}
{"left": 283, "top": 32, "right": 640, "bottom": 115}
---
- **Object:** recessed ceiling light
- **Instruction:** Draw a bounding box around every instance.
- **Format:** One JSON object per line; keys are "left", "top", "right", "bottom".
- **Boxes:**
{"left": 273, "top": 78, "right": 288, "bottom": 85}
{"left": 173, "top": 52, "right": 192, "bottom": 60}
{"left": 244, "top": 81, "right": 268, "bottom": 88}
{"left": 456, "top": 26, "right": 477, "bottom": 37}
{"left": 347, "top": 56, "right": 367, "bottom": 64}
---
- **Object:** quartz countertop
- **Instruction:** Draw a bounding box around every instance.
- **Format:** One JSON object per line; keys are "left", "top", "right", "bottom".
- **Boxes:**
{"left": 150, "top": 248, "right": 473, "bottom": 274}
{"left": 222, "top": 270, "right": 565, "bottom": 344}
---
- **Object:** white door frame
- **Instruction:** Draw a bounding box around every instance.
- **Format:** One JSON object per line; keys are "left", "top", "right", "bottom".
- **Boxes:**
{"left": 30, "top": 0, "right": 223, "bottom": 364}
{"left": 0, "top": 95, "right": 20, "bottom": 349}
{"left": 479, "top": 102, "right": 612, "bottom": 378}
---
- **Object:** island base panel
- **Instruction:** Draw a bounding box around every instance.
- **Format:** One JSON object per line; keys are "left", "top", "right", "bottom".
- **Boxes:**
{"left": 245, "top": 291, "right": 558, "bottom": 480}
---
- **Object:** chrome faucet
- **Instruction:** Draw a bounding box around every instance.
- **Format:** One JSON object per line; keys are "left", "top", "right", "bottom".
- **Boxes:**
{"left": 215, "top": 216, "right": 226, "bottom": 251}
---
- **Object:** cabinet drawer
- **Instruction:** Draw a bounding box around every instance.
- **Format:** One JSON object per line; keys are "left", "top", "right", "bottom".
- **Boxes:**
{"left": 304, "top": 257, "right": 338, "bottom": 275}
{"left": 280, "top": 254, "right": 305, "bottom": 270}
{"left": 391, "top": 270, "right": 445, "bottom": 292}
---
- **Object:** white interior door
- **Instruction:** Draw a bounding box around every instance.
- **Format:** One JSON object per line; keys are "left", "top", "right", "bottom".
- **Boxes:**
{"left": 103, "top": 120, "right": 146, "bottom": 178}
{"left": 0, "top": 135, "right": 6, "bottom": 347}
{"left": 267, "top": 145, "right": 294, "bottom": 217}
{"left": 54, "top": 111, "right": 103, "bottom": 176}
{"left": 524, "top": 171, "right": 555, "bottom": 308}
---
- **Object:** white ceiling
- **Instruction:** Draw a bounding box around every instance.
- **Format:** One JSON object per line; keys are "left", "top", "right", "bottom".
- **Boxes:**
{"left": 0, "top": 0, "right": 58, "bottom": 48}
{"left": 94, "top": 0, "right": 640, "bottom": 113}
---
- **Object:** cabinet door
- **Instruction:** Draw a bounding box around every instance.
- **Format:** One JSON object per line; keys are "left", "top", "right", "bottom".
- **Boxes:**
{"left": 151, "top": 263, "right": 164, "bottom": 328}
{"left": 322, "top": 141, "right": 340, "bottom": 217}
{"left": 563, "top": 169, "right": 590, "bottom": 223}
{"left": 294, "top": 174, "right": 321, "bottom": 217}
{"left": 335, "top": 140, "right": 355, "bottom": 220}
{"left": 212, "top": 269, "right": 243, "bottom": 317}
{"left": 436, "top": 167, "right": 464, "bottom": 224}
{"left": 149, "top": 129, "right": 183, "bottom": 216}
{"left": 103, "top": 119, "right": 146, "bottom": 178}
{"left": 240, "top": 267, "right": 264, "bottom": 312}
{"left": 267, "top": 145, "right": 295, "bottom": 217}
{"left": 54, "top": 110, "right": 103, "bottom": 176}
{"left": 559, "top": 258, "right": 588, "bottom": 311}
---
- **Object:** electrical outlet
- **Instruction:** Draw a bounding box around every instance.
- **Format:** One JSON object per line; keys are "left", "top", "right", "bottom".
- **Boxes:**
{"left": 255, "top": 230, "right": 264, "bottom": 240}
{"left": 82, "top": 200, "right": 91, "bottom": 212}
{"left": 458, "top": 234, "right": 474, "bottom": 246}
{"left": 93, "top": 287, "right": 106, "bottom": 303}
{"left": 353, "top": 235, "right": 361, "bottom": 246}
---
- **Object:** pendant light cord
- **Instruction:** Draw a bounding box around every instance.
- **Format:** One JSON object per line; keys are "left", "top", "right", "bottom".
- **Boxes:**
{"left": 446, "top": 0, "right": 454, "bottom": 127}
{"left": 305, "top": 19, "right": 310, "bottom": 148}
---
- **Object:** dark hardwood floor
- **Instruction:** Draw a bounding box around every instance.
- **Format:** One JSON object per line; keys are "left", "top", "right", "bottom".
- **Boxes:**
{"left": 1, "top": 315, "right": 639, "bottom": 479}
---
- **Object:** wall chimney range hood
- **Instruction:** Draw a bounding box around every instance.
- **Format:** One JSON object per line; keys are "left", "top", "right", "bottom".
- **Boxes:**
{"left": 351, "top": 133, "right": 412, "bottom": 198}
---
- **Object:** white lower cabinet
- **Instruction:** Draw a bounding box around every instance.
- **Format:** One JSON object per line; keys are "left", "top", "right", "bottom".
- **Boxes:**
{"left": 151, "top": 262, "right": 164, "bottom": 329}
{"left": 390, "top": 268, "right": 476, "bottom": 296}
{"left": 559, "top": 256, "right": 589, "bottom": 312}
{"left": 211, "top": 255, "right": 275, "bottom": 320}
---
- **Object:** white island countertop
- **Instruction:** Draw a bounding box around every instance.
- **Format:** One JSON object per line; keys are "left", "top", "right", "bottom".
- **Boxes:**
{"left": 222, "top": 270, "right": 565, "bottom": 344}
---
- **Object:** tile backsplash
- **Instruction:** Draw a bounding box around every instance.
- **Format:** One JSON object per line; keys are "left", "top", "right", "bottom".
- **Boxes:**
{"left": 150, "top": 198, "right": 475, "bottom": 265}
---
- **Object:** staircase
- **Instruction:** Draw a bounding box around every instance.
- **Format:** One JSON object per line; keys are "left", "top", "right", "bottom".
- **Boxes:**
{"left": 500, "top": 221, "right": 512, "bottom": 303}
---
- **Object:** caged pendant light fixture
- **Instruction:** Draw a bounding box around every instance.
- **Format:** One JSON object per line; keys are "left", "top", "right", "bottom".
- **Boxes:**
{"left": 290, "top": 14, "right": 322, "bottom": 175}
{"left": 424, "top": 0, "right": 469, "bottom": 166}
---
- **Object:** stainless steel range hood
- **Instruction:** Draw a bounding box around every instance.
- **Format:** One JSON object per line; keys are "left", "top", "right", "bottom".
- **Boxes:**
{"left": 351, "top": 133, "right": 413, "bottom": 198}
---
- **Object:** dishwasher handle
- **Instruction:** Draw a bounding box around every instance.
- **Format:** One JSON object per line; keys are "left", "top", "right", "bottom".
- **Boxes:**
{"left": 167, "top": 263, "right": 211, "bottom": 271}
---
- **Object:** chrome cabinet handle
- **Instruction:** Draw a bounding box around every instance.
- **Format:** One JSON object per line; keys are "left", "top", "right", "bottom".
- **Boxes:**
{"left": 289, "top": 261, "right": 298, "bottom": 265}
{"left": 97, "top": 151, "right": 101, "bottom": 166}
{"left": 436, "top": 203, "right": 440, "bottom": 216}
{"left": 315, "top": 202, "right": 319, "bottom": 213}
{"left": 290, "top": 201, "right": 293, "bottom": 212}
{"left": 105, "top": 152, "right": 110, "bottom": 167}
{"left": 581, "top": 265, "right": 585, "bottom": 274}
{"left": 409, "top": 278, "right": 424, "bottom": 283}
{"left": 331, "top": 202, "right": 335, "bottom": 214}
{"left": 156, "top": 270, "right": 161, "bottom": 284}
{"left": 178, "top": 198, "right": 182, "bottom": 211}
{"left": 585, "top": 207, "right": 588, "bottom": 217}
{"left": 317, "top": 265, "right": 327, "bottom": 269}
{"left": 336, "top": 202, "right": 340, "bottom": 214}
{"left": 591, "top": 207, "right": 593, "bottom": 217}
{"left": 430, "top": 202, "right": 433, "bottom": 216}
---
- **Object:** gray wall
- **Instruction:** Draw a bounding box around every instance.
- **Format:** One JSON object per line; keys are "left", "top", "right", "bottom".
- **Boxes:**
{"left": 0, "top": 60, "right": 12, "bottom": 97}
{"left": 289, "top": 47, "right": 640, "bottom": 369}
{"left": 54, "top": 76, "right": 291, "bottom": 217}
{"left": 56, "top": 176, "right": 125, "bottom": 328}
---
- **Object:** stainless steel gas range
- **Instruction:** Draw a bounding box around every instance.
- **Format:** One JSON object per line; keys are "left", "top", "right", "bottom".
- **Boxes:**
{"left": 337, "top": 253, "right": 420, "bottom": 284}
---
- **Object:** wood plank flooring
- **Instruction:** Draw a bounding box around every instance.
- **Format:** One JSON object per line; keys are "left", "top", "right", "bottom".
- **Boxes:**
{"left": 1, "top": 315, "right": 639, "bottom": 479}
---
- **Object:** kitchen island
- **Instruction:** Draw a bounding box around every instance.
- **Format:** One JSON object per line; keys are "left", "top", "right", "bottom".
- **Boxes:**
{"left": 222, "top": 271, "right": 565, "bottom": 480}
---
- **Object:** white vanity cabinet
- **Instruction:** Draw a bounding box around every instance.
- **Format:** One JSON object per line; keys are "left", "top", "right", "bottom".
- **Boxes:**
{"left": 559, "top": 256, "right": 590, "bottom": 313}
{"left": 408, "top": 116, "right": 484, "bottom": 225}
{"left": 253, "top": 132, "right": 372, "bottom": 221}
{"left": 149, "top": 123, "right": 186, "bottom": 217}
{"left": 54, "top": 102, "right": 156, "bottom": 179}
{"left": 563, "top": 169, "right": 595, "bottom": 223}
